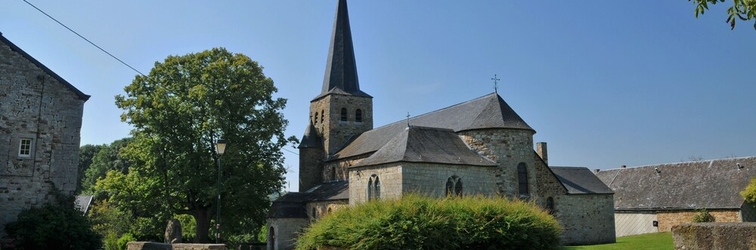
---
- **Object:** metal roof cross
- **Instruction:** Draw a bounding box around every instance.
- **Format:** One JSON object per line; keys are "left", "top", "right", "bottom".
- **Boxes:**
{"left": 491, "top": 74, "right": 501, "bottom": 93}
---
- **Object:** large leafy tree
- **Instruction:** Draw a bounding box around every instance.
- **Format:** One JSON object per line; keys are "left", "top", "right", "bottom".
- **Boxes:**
{"left": 77, "top": 144, "right": 103, "bottom": 194}
{"left": 113, "top": 48, "right": 291, "bottom": 242}
{"left": 690, "top": 0, "right": 756, "bottom": 29}
{"left": 81, "top": 138, "right": 132, "bottom": 196}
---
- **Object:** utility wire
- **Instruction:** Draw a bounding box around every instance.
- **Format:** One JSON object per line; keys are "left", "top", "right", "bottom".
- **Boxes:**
{"left": 22, "top": 0, "right": 146, "bottom": 76}
{"left": 282, "top": 147, "right": 299, "bottom": 156}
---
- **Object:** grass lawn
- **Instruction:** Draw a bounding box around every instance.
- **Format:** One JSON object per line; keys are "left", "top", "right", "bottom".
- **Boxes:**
{"left": 561, "top": 232, "right": 673, "bottom": 250}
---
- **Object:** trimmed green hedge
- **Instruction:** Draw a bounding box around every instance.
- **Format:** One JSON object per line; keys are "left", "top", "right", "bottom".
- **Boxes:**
{"left": 296, "top": 194, "right": 561, "bottom": 250}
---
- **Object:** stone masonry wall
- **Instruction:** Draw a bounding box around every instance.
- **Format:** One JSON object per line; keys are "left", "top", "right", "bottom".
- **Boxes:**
{"left": 400, "top": 162, "right": 497, "bottom": 197}
{"left": 533, "top": 155, "right": 566, "bottom": 206}
{"left": 309, "top": 94, "right": 372, "bottom": 156}
{"left": 0, "top": 39, "right": 85, "bottom": 235}
{"left": 267, "top": 218, "right": 309, "bottom": 250}
{"left": 555, "top": 194, "right": 616, "bottom": 245}
{"left": 348, "top": 165, "right": 401, "bottom": 205}
{"left": 657, "top": 209, "right": 742, "bottom": 232}
{"left": 324, "top": 157, "right": 365, "bottom": 182}
{"left": 458, "top": 129, "right": 535, "bottom": 198}
{"left": 298, "top": 147, "right": 324, "bottom": 192}
{"left": 305, "top": 200, "right": 348, "bottom": 222}
{"left": 672, "top": 222, "right": 756, "bottom": 250}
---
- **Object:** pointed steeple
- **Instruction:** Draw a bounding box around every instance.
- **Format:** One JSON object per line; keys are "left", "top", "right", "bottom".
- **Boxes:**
{"left": 316, "top": 0, "right": 371, "bottom": 100}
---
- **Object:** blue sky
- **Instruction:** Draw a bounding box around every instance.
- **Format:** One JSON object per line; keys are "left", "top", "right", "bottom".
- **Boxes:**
{"left": 2, "top": 1, "right": 754, "bottom": 192}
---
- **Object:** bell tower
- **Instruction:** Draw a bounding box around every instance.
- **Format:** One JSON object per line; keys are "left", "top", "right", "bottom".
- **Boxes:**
{"left": 299, "top": 0, "right": 372, "bottom": 192}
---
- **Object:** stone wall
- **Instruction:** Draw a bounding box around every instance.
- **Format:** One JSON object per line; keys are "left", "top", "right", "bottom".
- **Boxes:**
{"left": 0, "top": 37, "right": 86, "bottom": 235}
{"left": 400, "top": 162, "right": 497, "bottom": 197}
{"left": 533, "top": 155, "right": 566, "bottom": 206}
{"left": 657, "top": 209, "right": 742, "bottom": 232}
{"left": 348, "top": 165, "right": 401, "bottom": 205}
{"left": 672, "top": 222, "right": 756, "bottom": 250}
{"left": 458, "top": 129, "right": 536, "bottom": 198}
{"left": 127, "top": 242, "right": 226, "bottom": 250}
{"left": 267, "top": 218, "right": 308, "bottom": 250}
{"left": 555, "top": 194, "right": 616, "bottom": 245}
{"left": 309, "top": 94, "right": 372, "bottom": 156}
{"left": 305, "top": 200, "right": 348, "bottom": 221}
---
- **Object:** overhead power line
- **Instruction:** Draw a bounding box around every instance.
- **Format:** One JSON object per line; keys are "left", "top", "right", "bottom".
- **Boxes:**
{"left": 22, "top": 0, "right": 146, "bottom": 76}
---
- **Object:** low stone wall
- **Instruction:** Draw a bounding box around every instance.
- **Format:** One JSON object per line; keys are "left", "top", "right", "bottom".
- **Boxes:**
{"left": 127, "top": 242, "right": 226, "bottom": 250}
{"left": 672, "top": 223, "right": 756, "bottom": 250}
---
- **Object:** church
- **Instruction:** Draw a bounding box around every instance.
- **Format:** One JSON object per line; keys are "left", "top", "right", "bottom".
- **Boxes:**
{"left": 267, "top": 1, "right": 615, "bottom": 249}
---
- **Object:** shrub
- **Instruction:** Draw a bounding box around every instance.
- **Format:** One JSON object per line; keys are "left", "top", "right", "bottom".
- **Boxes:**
{"left": 116, "top": 233, "right": 136, "bottom": 250}
{"left": 5, "top": 190, "right": 103, "bottom": 250}
{"left": 296, "top": 194, "right": 561, "bottom": 250}
{"left": 692, "top": 208, "right": 715, "bottom": 223}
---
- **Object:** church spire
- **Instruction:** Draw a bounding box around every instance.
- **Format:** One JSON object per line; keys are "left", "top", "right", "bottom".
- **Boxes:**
{"left": 317, "top": 0, "right": 370, "bottom": 99}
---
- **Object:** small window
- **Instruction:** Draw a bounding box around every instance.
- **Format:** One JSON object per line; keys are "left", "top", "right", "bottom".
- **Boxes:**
{"left": 314, "top": 112, "right": 319, "bottom": 125}
{"left": 517, "top": 163, "right": 529, "bottom": 196}
{"left": 445, "top": 176, "right": 463, "bottom": 197}
{"left": 321, "top": 110, "right": 324, "bottom": 124}
{"left": 312, "top": 207, "right": 317, "bottom": 219}
{"left": 340, "top": 108, "right": 347, "bottom": 122}
{"left": 355, "top": 109, "right": 363, "bottom": 123}
{"left": 331, "top": 166, "right": 337, "bottom": 181}
{"left": 368, "top": 174, "right": 380, "bottom": 201}
{"left": 18, "top": 138, "right": 32, "bottom": 157}
{"left": 546, "top": 197, "right": 555, "bottom": 214}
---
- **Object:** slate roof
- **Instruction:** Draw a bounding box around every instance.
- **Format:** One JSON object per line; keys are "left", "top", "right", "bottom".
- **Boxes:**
{"left": 315, "top": 0, "right": 370, "bottom": 100}
{"left": 550, "top": 167, "right": 613, "bottom": 195}
{"left": 0, "top": 32, "right": 90, "bottom": 101}
{"left": 299, "top": 122, "right": 322, "bottom": 148}
{"left": 353, "top": 126, "right": 497, "bottom": 168}
{"left": 330, "top": 93, "right": 534, "bottom": 161}
{"left": 268, "top": 181, "right": 348, "bottom": 218}
{"left": 595, "top": 156, "right": 756, "bottom": 211}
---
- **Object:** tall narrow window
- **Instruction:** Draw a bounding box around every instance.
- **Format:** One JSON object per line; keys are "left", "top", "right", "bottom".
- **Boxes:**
{"left": 321, "top": 110, "right": 324, "bottom": 124}
{"left": 445, "top": 176, "right": 463, "bottom": 197}
{"left": 340, "top": 108, "right": 347, "bottom": 122}
{"left": 312, "top": 207, "right": 317, "bottom": 220}
{"left": 546, "top": 197, "right": 555, "bottom": 214}
{"left": 331, "top": 166, "right": 337, "bottom": 181}
{"left": 314, "top": 112, "right": 319, "bottom": 125}
{"left": 355, "top": 109, "right": 363, "bottom": 123}
{"left": 368, "top": 174, "right": 380, "bottom": 201}
{"left": 517, "top": 163, "right": 529, "bottom": 196}
{"left": 18, "top": 138, "right": 32, "bottom": 158}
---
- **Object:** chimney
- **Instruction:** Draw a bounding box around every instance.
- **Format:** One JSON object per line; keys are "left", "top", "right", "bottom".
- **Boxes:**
{"left": 536, "top": 142, "right": 548, "bottom": 165}
{"left": 594, "top": 169, "right": 600, "bottom": 173}
{"left": 621, "top": 165, "right": 626, "bottom": 169}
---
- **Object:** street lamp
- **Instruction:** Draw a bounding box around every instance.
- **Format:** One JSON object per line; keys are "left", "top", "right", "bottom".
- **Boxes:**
{"left": 215, "top": 139, "right": 227, "bottom": 244}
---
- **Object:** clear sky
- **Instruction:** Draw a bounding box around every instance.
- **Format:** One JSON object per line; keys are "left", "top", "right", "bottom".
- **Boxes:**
{"left": 2, "top": 1, "right": 754, "bottom": 192}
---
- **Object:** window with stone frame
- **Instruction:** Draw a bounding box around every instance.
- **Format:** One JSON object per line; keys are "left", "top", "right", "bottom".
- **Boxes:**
{"left": 340, "top": 108, "right": 347, "bottom": 122}
{"left": 330, "top": 166, "right": 337, "bottom": 181}
{"left": 355, "top": 109, "right": 363, "bottom": 123}
{"left": 517, "top": 163, "right": 529, "bottom": 196}
{"left": 18, "top": 138, "right": 32, "bottom": 158}
{"left": 368, "top": 174, "right": 380, "bottom": 200}
{"left": 445, "top": 175, "right": 463, "bottom": 197}
{"left": 546, "top": 197, "right": 555, "bottom": 214}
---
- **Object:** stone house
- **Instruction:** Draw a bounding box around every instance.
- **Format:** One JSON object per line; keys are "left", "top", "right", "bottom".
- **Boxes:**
{"left": 0, "top": 32, "right": 89, "bottom": 235}
{"left": 595, "top": 156, "right": 756, "bottom": 237}
{"left": 267, "top": 1, "right": 615, "bottom": 249}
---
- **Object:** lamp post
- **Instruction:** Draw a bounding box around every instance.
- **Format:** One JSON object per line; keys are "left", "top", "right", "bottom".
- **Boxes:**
{"left": 215, "top": 139, "right": 227, "bottom": 244}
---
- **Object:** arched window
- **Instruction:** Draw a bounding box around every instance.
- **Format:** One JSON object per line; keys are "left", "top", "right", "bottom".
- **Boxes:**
{"left": 445, "top": 175, "right": 463, "bottom": 197}
{"left": 314, "top": 112, "right": 318, "bottom": 125}
{"left": 368, "top": 174, "right": 380, "bottom": 201}
{"left": 327, "top": 207, "right": 332, "bottom": 214}
{"left": 330, "top": 166, "right": 336, "bottom": 181}
{"left": 546, "top": 197, "right": 555, "bottom": 214}
{"left": 517, "top": 163, "right": 529, "bottom": 196}
{"left": 356, "top": 109, "right": 363, "bottom": 123}
{"left": 340, "top": 108, "right": 347, "bottom": 122}
{"left": 268, "top": 227, "right": 275, "bottom": 250}
{"left": 312, "top": 207, "right": 317, "bottom": 220}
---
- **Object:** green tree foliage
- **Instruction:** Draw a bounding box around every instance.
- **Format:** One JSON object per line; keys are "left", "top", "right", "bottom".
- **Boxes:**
{"left": 5, "top": 189, "right": 102, "bottom": 250}
{"left": 77, "top": 144, "right": 103, "bottom": 194}
{"left": 296, "top": 195, "right": 562, "bottom": 250}
{"left": 690, "top": 0, "right": 756, "bottom": 29}
{"left": 692, "top": 208, "right": 716, "bottom": 222}
{"left": 741, "top": 177, "right": 756, "bottom": 204}
{"left": 112, "top": 47, "right": 292, "bottom": 243}
{"left": 81, "top": 138, "right": 132, "bottom": 196}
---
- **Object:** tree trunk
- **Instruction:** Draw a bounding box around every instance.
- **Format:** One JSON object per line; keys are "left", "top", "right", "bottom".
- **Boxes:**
{"left": 193, "top": 209, "right": 212, "bottom": 243}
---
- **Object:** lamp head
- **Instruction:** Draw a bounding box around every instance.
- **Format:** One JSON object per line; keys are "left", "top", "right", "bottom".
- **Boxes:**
{"left": 215, "top": 139, "right": 227, "bottom": 155}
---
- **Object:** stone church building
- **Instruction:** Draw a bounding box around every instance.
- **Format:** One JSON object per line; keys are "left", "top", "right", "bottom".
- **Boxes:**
{"left": 0, "top": 32, "right": 89, "bottom": 235}
{"left": 267, "top": 1, "right": 615, "bottom": 249}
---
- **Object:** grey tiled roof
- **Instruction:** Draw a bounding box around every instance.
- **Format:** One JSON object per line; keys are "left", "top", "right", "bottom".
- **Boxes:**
{"left": 550, "top": 167, "right": 613, "bottom": 194}
{"left": 314, "top": 0, "right": 371, "bottom": 100}
{"left": 0, "top": 32, "right": 90, "bottom": 101}
{"left": 353, "top": 126, "right": 497, "bottom": 167}
{"left": 595, "top": 156, "right": 756, "bottom": 210}
{"left": 299, "top": 122, "right": 322, "bottom": 148}
{"left": 268, "top": 181, "right": 348, "bottom": 218}
{"left": 330, "top": 93, "right": 533, "bottom": 161}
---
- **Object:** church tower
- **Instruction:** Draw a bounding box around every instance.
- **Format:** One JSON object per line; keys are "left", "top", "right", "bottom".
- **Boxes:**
{"left": 299, "top": 0, "right": 373, "bottom": 192}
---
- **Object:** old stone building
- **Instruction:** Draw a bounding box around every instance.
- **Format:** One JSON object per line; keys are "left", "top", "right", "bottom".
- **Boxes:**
{"left": 0, "top": 32, "right": 89, "bottom": 235}
{"left": 595, "top": 156, "right": 756, "bottom": 237}
{"left": 267, "top": 1, "right": 615, "bottom": 249}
